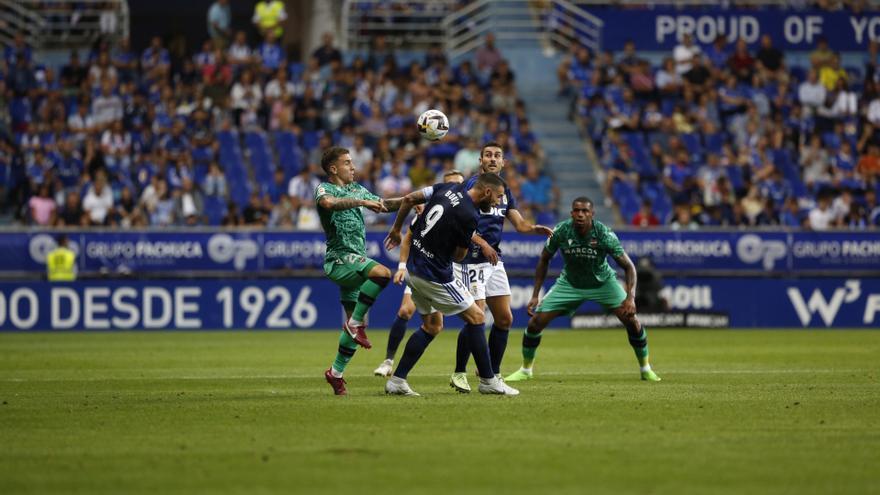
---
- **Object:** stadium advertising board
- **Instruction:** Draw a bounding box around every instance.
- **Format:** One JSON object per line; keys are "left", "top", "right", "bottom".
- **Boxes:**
{"left": 0, "top": 277, "right": 877, "bottom": 331}
{"left": 592, "top": 8, "right": 880, "bottom": 51}
{"left": 3, "top": 230, "right": 878, "bottom": 275}
{"left": 0, "top": 279, "right": 560, "bottom": 331}
{"left": 574, "top": 277, "right": 880, "bottom": 329}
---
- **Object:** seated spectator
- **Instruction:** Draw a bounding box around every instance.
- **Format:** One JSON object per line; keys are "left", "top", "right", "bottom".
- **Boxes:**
{"left": 243, "top": 191, "right": 268, "bottom": 226}
{"left": 257, "top": 30, "right": 284, "bottom": 75}
{"left": 379, "top": 160, "right": 413, "bottom": 198}
{"left": 29, "top": 183, "right": 57, "bottom": 226}
{"left": 101, "top": 120, "right": 132, "bottom": 176}
{"left": 808, "top": 192, "right": 835, "bottom": 230}
{"left": 798, "top": 69, "right": 826, "bottom": 117}
{"left": 203, "top": 162, "right": 227, "bottom": 198}
{"left": 857, "top": 144, "right": 880, "bottom": 182}
{"left": 756, "top": 34, "right": 785, "bottom": 82}
{"left": 809, "top": 37, "right": 833, "bottom": 70}
{"left": 149, "top": 180, "right": 175, "bottom": 226}
{"left": 312, "top": 32, "right": 342, "bottom": 67}
{"left": 269, "top": 194, "right": 296, "bottom": 228}
{"left": 670, "top": 205, "right": 699, "bottom": 230}
{"left": 91, "top": 81, "right": 123, "bottom": 128}
{"left": 82, "top": 171, "right": 115, "bottom": 225}
{"left": 228, "top": 31, "right": 254, "bottom": 67}
{"left": 673, "top": 34, "right": 700, "bottom": 75}
{"left": 819, "top": 53, "right": 847, "bottom": 91}
{"left": 56, "top": 191, "right": 85, "bottom": 226}
{"left": 174, "top": 177, "right": 205, "bottom": 226}
{"left": 631, "top": 199, "right": 660, "bottom": 227}
{"left": 781, "top": 197, "right": 804, "bottom": 227}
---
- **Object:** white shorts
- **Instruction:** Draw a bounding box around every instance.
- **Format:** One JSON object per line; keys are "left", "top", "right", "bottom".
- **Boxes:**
{"left": 459, "top": 261, "right": 511, "bottom": 301}
{"left": 405, "top": 271, "right": 474, "bottom": 317}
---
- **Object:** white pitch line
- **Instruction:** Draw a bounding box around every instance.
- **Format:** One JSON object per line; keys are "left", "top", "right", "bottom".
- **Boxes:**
{"left": 0, "top": 369, "right": 872, "bottom": 382}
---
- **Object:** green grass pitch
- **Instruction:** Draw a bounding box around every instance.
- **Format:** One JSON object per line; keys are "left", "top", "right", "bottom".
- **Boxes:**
{"left": 1, "top": 329, "right": 878, "bottom": 495}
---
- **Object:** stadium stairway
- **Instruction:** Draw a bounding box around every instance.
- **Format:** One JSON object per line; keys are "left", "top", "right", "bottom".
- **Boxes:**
{"left": 478, "top": 0, "right": 611, "bottom": 219}
{"left": 501, "top": 45, "right": 613, "bottom": 221}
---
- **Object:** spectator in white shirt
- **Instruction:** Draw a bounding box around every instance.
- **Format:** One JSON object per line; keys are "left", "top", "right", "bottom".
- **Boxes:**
{"left": 230, "top": 69, "right": 262, "bottom": 127}
{"left": 673, "top": 34, "right": 701, "bottom": 75}
{"left": 82, "top": 171, "right": 115, "bottom": 225}
{"left": 808, "top": 194, "right": 835, "bottom": 230}
{"left": 349, "top": 135, "right": 374, "bottom": 174}
{"left": 798, "top": 69, "right": 826, "bottom": 116}
{"left": 264, "top": 67, "right": 297, "bottom": 103}
{"left": 867, "top": 96, "right": 880, "bottom": 126}
{"left": 287, "top": 165, "right": 321, "bottom": 210}
{"left": 67, "top": 103, "right": 95, "bottom": 142}
{"left": 228, "top": 31, "right": 253, "bottom": 66}
{"left": 91, "top": 80, "right": 123, "bottom": 128}
{"left": 100, "top": 120, "right": 132, "bottom": 174}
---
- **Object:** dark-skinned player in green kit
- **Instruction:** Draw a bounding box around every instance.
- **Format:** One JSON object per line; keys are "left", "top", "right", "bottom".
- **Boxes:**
{"left": 505, "top": 197, "right": 662, "bottom": 383}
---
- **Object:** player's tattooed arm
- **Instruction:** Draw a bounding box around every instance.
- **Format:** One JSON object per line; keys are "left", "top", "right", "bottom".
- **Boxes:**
{"left": 317, "top": 195, "right": 385, "bottom": 212}
{"left": 506, "top": 208, "right": 554, "bottom": 237}
{"left": 613, "top": 252, "right": 638, "bottom": 316}
{"left": 381, "top": 196, "right": 404, "bottom": 212}
{"left": 528, "top": 249, "right": 554, "bottom": 316}
{"left": 384, "top": 189, "right": 428, "bottom": 249}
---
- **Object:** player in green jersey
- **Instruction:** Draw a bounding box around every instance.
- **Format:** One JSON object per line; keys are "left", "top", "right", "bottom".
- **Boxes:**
{"left": 505, "top": 197, "right": 662, "bottom": 383}
{"left": 316, "top": 146, "right": 404, "bottom": 395}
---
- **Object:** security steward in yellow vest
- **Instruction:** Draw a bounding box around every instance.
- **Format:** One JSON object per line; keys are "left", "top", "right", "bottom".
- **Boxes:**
{"left": 47, "top": 235, "right": 77, "bottom": 281}
{"left": 252, "top": 0, "right": 287, "bottom": 38}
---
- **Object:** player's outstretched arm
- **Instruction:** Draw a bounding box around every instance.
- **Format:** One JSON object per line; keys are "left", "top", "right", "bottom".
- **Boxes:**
{"left": 528, "top": 249, "right": 554, "bottom": 316}
{"left": 613, "top": 252, "right": 638, "bottom": 317}
{"left": 381, "top": 196, "right": 404, "bottom": 212}
{"left": 384, "top": 189, "right": 428, "bottom": 249}
{"left": 507, "top": 208, "right": 554, "bottom": 237}
{"left": 317, "top": 195, "right": 384, "bottom": 212}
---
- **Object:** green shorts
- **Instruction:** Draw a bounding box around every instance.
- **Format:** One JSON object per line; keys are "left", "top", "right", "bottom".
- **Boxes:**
{"left": 324, "top": 254, "right": 379, "bottom": 304}
{"left": 536, "top": 275, "right": 627, "bottom": 316}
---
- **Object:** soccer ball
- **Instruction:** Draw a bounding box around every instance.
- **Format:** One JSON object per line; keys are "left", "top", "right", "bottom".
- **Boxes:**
{"left": 417, "top": 109, "right": 449, "bottom": 141}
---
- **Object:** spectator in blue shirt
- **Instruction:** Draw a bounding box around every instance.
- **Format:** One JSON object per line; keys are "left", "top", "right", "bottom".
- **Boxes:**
{"left": 207, "top": 0, "right": 232, "bottom": 45}
{"left": 141, "top": 37, "right": 170, "bottom": 81}
{"left": 4, "top": 33, "right": 32, "bottom": 67}
{"left": 257, "top": 30, "right": 285, "bottom": 75}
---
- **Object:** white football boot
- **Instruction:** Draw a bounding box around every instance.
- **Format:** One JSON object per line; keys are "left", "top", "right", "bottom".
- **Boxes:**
{"left": 385, "top": 376, "right": 420, "bottom": 396}
{"left": 373, "top": 359, "right": 393, "bottom": 377}
{"left": 478, "top": 376, "right": 520, "bottom": 396}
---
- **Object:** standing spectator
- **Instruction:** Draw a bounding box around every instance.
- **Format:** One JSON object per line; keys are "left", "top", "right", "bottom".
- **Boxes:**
{"left": 819, "top": 53, "right": 847, "bottom": 91}
{"left": 475, "top": 33, "right": 502, "bottom": 75}
{"left": 207, "top": 0, "right": 231, "bottom": 46}
{"left": 29, "top": 183, "right": 57, "bottom": 226}
{"left": 252, "top": 0, "right": 287, "bottom": 38}
{"left": 174, "top": 177, "right": 204, "bottom": 225}
{"left": 82, "top": 171, "right": 115, "bottom": 225}
{"left": 673, "top": 33, "right": 701, "bottom": 75}
{"left": 312, "top": 32, "right": 342, "bottom": 67}
{"left": 631, "top": 199, "right": 660, "bottom": 227}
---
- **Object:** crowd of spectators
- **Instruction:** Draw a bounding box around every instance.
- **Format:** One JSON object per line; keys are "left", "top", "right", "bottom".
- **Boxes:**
{"left": 562, "top": 33, "right": 880, "bottom": 230}
{"left": 0, "top": 2, "right": 557, "bottom": 229}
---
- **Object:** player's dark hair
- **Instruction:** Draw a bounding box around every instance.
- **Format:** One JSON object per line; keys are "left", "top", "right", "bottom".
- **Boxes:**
{"left": 56, "top": 234, "right": 68, "bottom": 246}
{"left": 572, "top": 196, "right": 593, "bottom": 208}
{"left": 475, "top": 172, "right": 507, "bottom": 190}
{"left": 321, "top": 147, "right": 350, "bottom": 174}
{"left": 481, "top": 141, "right": 503, "bottom": 155}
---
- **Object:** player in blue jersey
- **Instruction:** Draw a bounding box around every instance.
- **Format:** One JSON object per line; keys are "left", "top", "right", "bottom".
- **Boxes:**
{"left": 449, "top": 142, "right": 554, "bottom": 393}
{"left": 373, "top": 170, "right": 465, "bottom": 378}
{"left": 382, "top": 172, "right": 519, "bottom": 396}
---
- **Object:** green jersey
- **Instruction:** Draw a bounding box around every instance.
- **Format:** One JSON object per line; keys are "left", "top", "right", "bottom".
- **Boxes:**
{"left": 544, "top": 219, "right": 624, "bottom": 289}
{"left": 315, "top": 181, "right": 380, "bottom": 262}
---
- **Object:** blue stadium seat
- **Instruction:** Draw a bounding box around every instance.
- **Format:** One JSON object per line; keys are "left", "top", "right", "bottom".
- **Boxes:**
{"left": 203, "top": 196, "right": 227, "bottom": 226}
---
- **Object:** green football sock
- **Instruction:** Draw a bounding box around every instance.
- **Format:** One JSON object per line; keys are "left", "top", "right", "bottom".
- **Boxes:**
{"left": 628, "top": 327, "right": 650, "bottom": 367}
{"left": 521, "top": 329, "right": 543, "bottom": 369}
{"left": 352, "top": 279, "right": 385, "bottom": 322}
{"left": 332, "top": 331, "right": 359, "bottom": 374}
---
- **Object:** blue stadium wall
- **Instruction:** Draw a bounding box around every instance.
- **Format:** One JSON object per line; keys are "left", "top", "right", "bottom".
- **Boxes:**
{"left": 0, "top": 229, "right": 878, "bottom": 330}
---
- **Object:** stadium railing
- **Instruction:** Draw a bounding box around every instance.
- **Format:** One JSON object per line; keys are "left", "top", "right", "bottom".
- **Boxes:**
{"left": 1, "top": 0, "right": 129, "bottom": 49}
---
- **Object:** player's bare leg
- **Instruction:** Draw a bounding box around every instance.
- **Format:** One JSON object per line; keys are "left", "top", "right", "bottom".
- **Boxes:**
{"left": 505, "top": 310, "right": 564, "bottom": 382}
{"left": 613, "top": 307, "right": 661, "bottom": 382}
{"left": 375, "top": 293, "right": 416, "bottom": 376}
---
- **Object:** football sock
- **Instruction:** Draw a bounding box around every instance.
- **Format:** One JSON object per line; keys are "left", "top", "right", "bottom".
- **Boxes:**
{"left": 386, "top": 315, "right": 410, "bottom": 360}
{"left": 521, "top": 328, "right": 543, "bottom": 369}
{"left": 331, "top": 331, "right": 358, "bottom": 375}
{"left": 627, "top": 326, "right": 650, "bottom": 367}
{"left": 464, "top": 322, "right": 494, "bottom": 379}
{"left": 351, "top": 276, "right": 389, "bottom": 323}
{"left": 488, "top": 325, "right": 509, "bottom": 375}
{"left": 454, "top": 328, "right": 469, "bottom": 373}
{"left": 393, "top": 327, "right": 435, "bottom": 380}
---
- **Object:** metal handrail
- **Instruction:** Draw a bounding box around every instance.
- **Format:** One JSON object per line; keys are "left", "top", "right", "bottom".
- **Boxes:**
{"left": 4, "top": 0, "right": 129, "bottom": 49}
